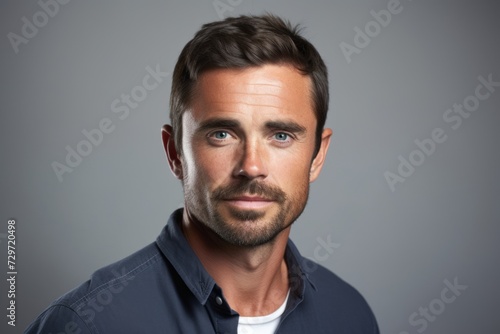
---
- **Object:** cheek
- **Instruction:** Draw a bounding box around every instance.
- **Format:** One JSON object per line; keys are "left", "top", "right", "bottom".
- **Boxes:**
{"left": 271, "top": 153, "right": 312, "bottom": 191}
{"left": 187, "top": 147, "right": 234, "bottom": 189}
{"left": 291, "top": 165, "right": 312, "bottom": 188}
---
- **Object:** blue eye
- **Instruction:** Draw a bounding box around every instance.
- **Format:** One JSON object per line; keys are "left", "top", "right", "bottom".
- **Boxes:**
{"left": 274, "top": 133, "right": 289, "bottom": 141}
{"left": 207, "top": 130, "right": 235, "bottom": 146}
{"left": 213, "top": 131, "right": 229, "bottom": 139}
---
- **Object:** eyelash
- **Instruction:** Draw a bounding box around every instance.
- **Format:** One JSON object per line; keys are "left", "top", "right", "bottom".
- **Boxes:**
{"left": 273, "top": 132, "right": 289, "bottom": 141}
{"left": 271, "top": 132, "right": 294, "bottom": 147}
{"left": 212, "top": 131, "right": 230, "bottom": 139}
{"left": 207, "top": 130, "right": 234, "bottom": 144}
{"left": 206, "top": 130, "right": 294, "bottom": 146}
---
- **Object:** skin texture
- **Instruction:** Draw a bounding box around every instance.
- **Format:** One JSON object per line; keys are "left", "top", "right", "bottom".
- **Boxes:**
{"left": 162, "top": 64, "right": 332, "bottom": 316}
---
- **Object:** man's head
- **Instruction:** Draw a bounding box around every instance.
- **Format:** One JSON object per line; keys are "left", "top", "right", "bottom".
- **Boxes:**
{"left": 163, "top": 14, "right": 331, "bottom": 247}
{"left": 169, "top": 14, "right": 329, "bottom": 157}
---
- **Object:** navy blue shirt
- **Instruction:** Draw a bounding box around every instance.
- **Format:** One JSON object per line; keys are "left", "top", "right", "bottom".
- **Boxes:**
{"left": 26, "top": 209, "right": 379, "bottom": 333}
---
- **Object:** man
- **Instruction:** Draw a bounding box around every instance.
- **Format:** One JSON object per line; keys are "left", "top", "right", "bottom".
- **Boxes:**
{"left": 26, "top": 14, "right": 379, "bottom": 333}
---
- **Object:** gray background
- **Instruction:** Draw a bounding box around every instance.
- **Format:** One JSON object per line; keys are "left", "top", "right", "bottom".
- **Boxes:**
{"left": 1, "top": 0, "right": 499, "bottom": 333}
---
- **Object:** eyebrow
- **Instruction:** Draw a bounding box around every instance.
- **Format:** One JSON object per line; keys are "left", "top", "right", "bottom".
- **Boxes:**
{"left": 264, "top": 121, "right": 307, "bottom": 135}
{"left": 196, "top": 118, "right": 241, "bottom": 133}
{"left": 195, "top": 118, "right": 307, "bottom": 135}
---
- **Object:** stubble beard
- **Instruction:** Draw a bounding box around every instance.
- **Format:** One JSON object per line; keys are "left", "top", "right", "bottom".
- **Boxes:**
{"left": 185, "top": 179, "right": 310, "bottom": 247}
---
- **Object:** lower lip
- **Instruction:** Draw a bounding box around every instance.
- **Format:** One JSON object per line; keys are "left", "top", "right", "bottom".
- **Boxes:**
{"left": 225, "top": 200, "right": 274, "bottom": 209}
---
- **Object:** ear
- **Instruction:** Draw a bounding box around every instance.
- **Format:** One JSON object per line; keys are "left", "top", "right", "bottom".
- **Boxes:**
{"left": 161, "top": 125, "right": 183, "bottom": 180}
{"left": 309, "top": 128, "right": 332, "bottom": 183}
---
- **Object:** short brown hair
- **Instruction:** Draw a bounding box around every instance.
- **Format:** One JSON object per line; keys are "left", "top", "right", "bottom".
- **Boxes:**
{"left": 169, "top": 14, "right": 329, "bottom": 156}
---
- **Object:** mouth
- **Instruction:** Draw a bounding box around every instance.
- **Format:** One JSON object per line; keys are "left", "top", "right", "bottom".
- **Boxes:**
{"left": 223, "top": 196, "right": 275, "bottom": 210}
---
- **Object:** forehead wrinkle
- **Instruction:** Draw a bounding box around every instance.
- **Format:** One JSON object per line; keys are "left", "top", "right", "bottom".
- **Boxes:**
{"left": 244, "top": 82, "right": 284, "bottom": 93}
{"left": 207, "top": 100, "right": 292, "bottom": 112}
{"left": 224, "top": 92, "right": 285, "bottom": 98}
{"left": 197, "top": 66, "right": 312, "bottom": 101}
{"left": 206, "top": 89, "right": 297, "bottom": 110}
{"left": 193, "top": 65, "right": 315, "bottom": 125}
{"left": 243, "top": 73, "right": 311, "bottom": 97}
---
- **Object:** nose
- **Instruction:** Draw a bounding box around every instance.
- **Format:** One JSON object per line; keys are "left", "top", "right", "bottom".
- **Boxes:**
{"left": 233, "top": 139, "right": 268, "bottom": 180}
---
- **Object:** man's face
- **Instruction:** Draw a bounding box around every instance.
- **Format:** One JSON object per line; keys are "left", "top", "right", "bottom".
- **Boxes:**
{"left": 174, "top": 64, "right": 330, "bottom": 247}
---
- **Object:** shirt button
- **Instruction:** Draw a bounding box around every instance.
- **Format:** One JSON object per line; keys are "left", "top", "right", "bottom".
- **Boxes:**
{"left": 215, "top": 296, "right": 223, "bottom": 305}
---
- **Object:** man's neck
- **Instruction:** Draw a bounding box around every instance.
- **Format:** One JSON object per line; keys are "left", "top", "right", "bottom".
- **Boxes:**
{"left": 181, "top": 211, "right": 290, "bottom": 316}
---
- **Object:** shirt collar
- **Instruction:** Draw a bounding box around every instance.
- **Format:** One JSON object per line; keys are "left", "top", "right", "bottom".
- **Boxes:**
{"left": 155, "top": 208, "right": 315, "bottom": 307}
{"left": 156, "top": 208, "right": 216, "bottom": 305}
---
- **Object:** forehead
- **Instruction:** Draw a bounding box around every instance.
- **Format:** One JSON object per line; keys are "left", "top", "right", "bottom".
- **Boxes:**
{"left": 187, "top": 64, "right": 315, "bottom": 124}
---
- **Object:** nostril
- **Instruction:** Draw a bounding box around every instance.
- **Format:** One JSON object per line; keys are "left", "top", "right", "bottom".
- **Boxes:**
{"left": 235, "top": 168, "right": 251, "bottom": 179}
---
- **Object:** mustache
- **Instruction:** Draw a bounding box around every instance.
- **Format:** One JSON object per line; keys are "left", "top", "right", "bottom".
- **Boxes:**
{"left": 212, "top": 181, "right": 286, "bottom": 203}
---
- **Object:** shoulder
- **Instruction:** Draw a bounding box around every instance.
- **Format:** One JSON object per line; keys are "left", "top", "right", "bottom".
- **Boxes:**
{"left": 301, "top": 258, "right": 379, "bottom": 333}
{"left": 66, "top": 241, "right": 163, "bottom": 308}
{"left": 286, "top": 240, "right": 374, "bottom": 310}
{"left": 24, "top": 304, "right": 92, "bottom": 334}
{"left": 25, "top": 242, "right": 163, "bottom": 333}
{"left": 305, "top": 259, "right": 368, "bottom": 305}
{"left": 284, "top": 239, "right": 379, "bottom": 333}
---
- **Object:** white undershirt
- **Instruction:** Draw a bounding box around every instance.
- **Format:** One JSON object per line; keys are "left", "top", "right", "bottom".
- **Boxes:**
{"left": 237, "top": 289, "right": 290, "bottom": 334}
